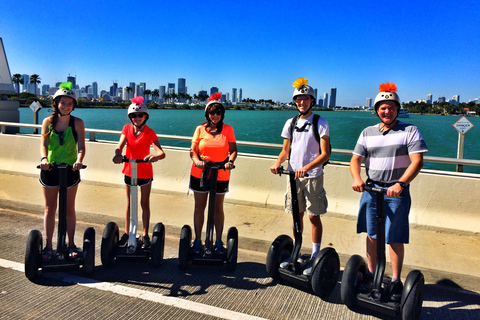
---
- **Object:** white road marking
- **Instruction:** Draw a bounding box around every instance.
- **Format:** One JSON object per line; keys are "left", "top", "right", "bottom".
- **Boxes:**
{"left": 1, "top": 258, "right": 268, "bottom": 320}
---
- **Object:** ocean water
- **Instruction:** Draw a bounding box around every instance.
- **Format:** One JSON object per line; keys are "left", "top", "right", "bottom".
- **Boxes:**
{"left": 19, "top": 107, "right": 480, "bottom": 173}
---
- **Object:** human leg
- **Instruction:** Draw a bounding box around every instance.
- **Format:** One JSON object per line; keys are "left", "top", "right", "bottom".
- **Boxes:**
{"left": 66, "top": 185, "right": 78, "bottom": 248}
{"left": 193, "top": 192, "right": 208, "bottom": 240}
{"left": 366, "top": 236, "right": 377, "bottom": 274}
{"left": 140, "top": 182, "right": 152, "bottom": 237}
{"left": 124, "top": 185, "right": 131, "bottom": 235}
{"left": 214, "top": 194, "right": 225, "bottom": 241}
{"left": 389, "top": 243, "right": 404, "bottom": 280}
{"left": 43, "top": 187, "right": 58, "bottom": 250}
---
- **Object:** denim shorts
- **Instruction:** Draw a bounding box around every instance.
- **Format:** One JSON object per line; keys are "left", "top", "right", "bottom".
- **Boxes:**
{"left": 285, "top": 173, "right": 328, "bottom": 216}
{"left": 356, "top": 184, "right": 411, "bottom": 244}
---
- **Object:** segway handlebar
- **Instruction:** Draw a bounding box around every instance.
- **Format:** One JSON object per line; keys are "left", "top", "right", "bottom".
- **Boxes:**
{"left": 363, "top": 185, "right": 388, "bottom": 193}
{"left": 37, "top": 162, "right": 87, "bottom": 170}
{"left": 201, "top": 160, "right": 235, "bottom": 170}
{"left": 277, "top": 166, "right": 309, "bottom": 177}
{"left": 121, "top": 156, "right": 148, "bottom": 163}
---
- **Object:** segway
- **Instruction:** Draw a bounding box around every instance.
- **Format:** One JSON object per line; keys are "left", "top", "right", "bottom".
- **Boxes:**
{"left": 340, "top": 183, "right": 424, "bottom": 320}
{"left": 266, "top": 166, "right": 339, "bottom": 298}
{"left": 178, "top": 160, "right": 238, "bottom": 271}
{"left": 101, "top": 157, "right": 165, "bottom": 267}
{"left": 25, "top": 163, "right": 95, "bottom": 280}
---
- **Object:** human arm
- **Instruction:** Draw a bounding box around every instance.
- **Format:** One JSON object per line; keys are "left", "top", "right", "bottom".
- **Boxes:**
{"left": 144, "top": 139, "right": 166, "bottom": 163}
{"left": 112, "top": 134, "right": 127, "bottom": 164}
{"left": 224, "top": 142, "right": 237, "bottom": 170}
{"left": 350, "top": 154, "right": 365, "bottom": 192}
{"left": 190, "top": 141, "right": 205, "bottom": 169}
{"left": 386, "top": 152, "right": 424, "bottom": 198}
{"left": 39, "top": 118, "right": 51, "bottom": 170}
{"left": 73, "top": 117, "right": 86, "bottom": 171}
{"left": 270, "top": 138, "right": 291, "bottom": 174}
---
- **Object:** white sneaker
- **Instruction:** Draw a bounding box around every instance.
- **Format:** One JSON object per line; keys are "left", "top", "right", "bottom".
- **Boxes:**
{"left": 302, "top": 259, "right": 314, "bottom": 276}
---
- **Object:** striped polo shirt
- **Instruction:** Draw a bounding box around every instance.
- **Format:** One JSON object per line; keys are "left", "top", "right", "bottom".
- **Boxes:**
{"left": 353, "top": 121, "right": 428, "bottom": 183}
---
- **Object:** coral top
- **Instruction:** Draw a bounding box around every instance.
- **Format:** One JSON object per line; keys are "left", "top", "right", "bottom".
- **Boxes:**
{"left": 121, "top": 124, "right": 158, "bottom": 179}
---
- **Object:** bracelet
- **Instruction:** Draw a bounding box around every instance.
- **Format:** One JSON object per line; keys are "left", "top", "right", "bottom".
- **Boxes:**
{"left": 228, "top": 160, "right": 234, "bottom": 164}
{"left": 41, "top": 156, "right": 47, "bottom": 161}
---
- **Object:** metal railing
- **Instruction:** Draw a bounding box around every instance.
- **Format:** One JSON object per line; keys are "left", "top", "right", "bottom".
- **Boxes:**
{"left": 2, "top": 121, "right": 480, "bottom": 168}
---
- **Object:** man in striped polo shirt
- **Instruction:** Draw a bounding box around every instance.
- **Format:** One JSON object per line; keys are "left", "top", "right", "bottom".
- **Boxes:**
{"left": 350, "top": 82, "right": 428, "bottom": 302}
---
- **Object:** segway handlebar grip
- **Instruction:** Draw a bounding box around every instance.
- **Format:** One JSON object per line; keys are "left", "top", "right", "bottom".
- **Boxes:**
{"left": 277, "top": 166, "right": 309, "bottom": 177}
{"left": 363, "top": 185, "right": 388, "bottom": 193}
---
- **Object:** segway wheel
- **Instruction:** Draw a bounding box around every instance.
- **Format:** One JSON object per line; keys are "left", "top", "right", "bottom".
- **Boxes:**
{"left": 401, "top": 270, "right": 424, "bottom": 320}
{"left": 151, "top": 223, "right": 165, "bottom": 267}
{"left": 226, "top": 227, "right": 238, "bottom": 272}
{"left": 341, "top": 254, "right": 367, "bottom": 309}
{"left": 178, "top": 225, "right": 192, "bottom": 270}
{"left": 25, "top": 230, "right": 42, "bottom": 280}
{"left": 311, "top": 247, "right": 340, "bottom": 298}
{"left": 83, "top": 227, "right": 96, "bottom": 274}
{"left": 101, "top": 222, "right": 118, "bottom": 267}
{"left": 266, "top": 235, "right": 293, "bottom": 281}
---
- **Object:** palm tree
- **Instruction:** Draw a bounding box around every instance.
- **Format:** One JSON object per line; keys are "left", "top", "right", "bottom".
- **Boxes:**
{"left": 171, "top": 93, "right": 178, "bottom": 103}
{"left": 12, "top": 74, "right": 22, "bottom": 98}
{"left": 152, "top": 89, "right": 159, "bottom": 102}
{"left": 163, "top": 93, "right": 171, "bottom": 103}
{"left": 29, "top": 74, "right": 41, "bottom": 96}
{"left": 125, "top": 86, "right": 132, "bottom": 100}
{"left": 143, "top": 89, "right": 152, "bottom": 102}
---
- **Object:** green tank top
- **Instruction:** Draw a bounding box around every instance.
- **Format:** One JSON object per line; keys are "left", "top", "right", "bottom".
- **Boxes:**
{"left": 47, "top": 117, "right": 77, "bottom": 165}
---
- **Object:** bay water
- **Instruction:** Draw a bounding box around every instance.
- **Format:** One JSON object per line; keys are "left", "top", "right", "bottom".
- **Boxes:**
{"left": 19, "top": 107, "right": 480, "bottom": 174}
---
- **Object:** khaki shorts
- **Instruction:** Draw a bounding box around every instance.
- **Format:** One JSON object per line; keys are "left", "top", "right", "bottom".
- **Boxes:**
{"left": 285, "top": 173, "right": 328, "bottom": 216}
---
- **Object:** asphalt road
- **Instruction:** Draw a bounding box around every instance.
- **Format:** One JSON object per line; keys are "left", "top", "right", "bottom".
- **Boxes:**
{"left": 0, "top": 208, "right": 479, "bottom": 320}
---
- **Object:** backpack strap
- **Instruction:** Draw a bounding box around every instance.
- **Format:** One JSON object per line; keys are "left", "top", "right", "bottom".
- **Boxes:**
{"left": 68, "top": 115, "right": 78, "bottom": 143}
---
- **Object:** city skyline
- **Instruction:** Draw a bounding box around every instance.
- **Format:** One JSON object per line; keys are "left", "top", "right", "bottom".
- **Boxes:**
{"left": 2, "top": 0, "right": 479, "bottom": 105}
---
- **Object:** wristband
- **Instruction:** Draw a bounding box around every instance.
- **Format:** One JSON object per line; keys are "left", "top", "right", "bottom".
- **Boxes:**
{"left": 228, "top": 160, "right": 234, "bottom": 164}
{"left": 41, "top": 156, "right": 47, "bottom": 161}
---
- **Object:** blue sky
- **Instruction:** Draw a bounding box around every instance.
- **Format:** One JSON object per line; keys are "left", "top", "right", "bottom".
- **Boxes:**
{"left": 1, "top": 0, "right": 479, "bottom": 105}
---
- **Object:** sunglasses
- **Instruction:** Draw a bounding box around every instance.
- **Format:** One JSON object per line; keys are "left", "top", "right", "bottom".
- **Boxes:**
{"left": 59, "top": 132, "right": 65, "bottom": 146}
{"left": 209, "top": 110, "right": 224, "bottom": 116}
{"left": 130, "top": 113, "right": 146, "bottom": 119}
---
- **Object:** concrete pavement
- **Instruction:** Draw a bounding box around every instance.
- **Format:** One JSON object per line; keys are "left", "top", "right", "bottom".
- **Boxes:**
{"left": 0, "top": 170, "right": 479, "bottom": 294}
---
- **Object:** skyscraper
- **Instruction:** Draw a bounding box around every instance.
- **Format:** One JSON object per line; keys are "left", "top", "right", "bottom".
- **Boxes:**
{"left": 178, "top": 78, "right": 186, "bottom": 102}
{"left": 167, "top": 83, "right": 175, "bottom": 94}
{"left": 67, "top": 76, "right": 76, "bottom": 89}
{"left": 92, "top": 82, "right": 98, "bottom": 98}
{"left": 323, "top": 93, "right": 329, "bottom": 108}
{"left": 329, "top": 88, "right": 337, "bottom": 107}
{"left": 239, "top": 88, "right": 243, "bottom": 103}
{"left": 159, "top": 85, "right": 166, "bottom": 102}
{"left": 210, "top": 87, "right": 218, "bottom": 95}
{"left": 366, "top": 98, "right": 372, "bottom": 109}
{"left": 314, "top": 89, "right": 318, "bottom": 105}
{"left": 22, "top": 74, "right": 29, "bottom": 93}
{"left": 232, "top": 88, "right": 237, "bottom": 104}
{"left": 427, "top": 94, "right": 432, "bottom": 104}
{"left": 452, "top": 95, "right": 460, "bottom": 105}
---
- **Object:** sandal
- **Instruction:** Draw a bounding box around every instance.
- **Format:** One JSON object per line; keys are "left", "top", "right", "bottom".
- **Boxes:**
{"left": 42, "top": 247, "right": 53, "bottom": 262}
{"left": 68, "top": 245, "right": 79, "bottom": 259}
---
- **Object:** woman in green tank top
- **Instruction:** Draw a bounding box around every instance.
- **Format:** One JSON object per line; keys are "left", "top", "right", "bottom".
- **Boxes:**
{"left": 39, "top": 82, "right": 86, "bottom": 261}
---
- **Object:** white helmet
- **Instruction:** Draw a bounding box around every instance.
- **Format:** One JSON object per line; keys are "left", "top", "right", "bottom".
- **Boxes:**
{"left": 128, "top": 96, "right": 149, "bottom": 116}
{"left": 205, "top": 92, "right": 223, "bottom": 110}
{"left": 374, "top": 82, "right": 400, "bottom": 110}
{"left": 53, "top": 82, "right": 77, "bottom": 103}
{"left": 292, "top": 77, "right": 315, "bottom": 100}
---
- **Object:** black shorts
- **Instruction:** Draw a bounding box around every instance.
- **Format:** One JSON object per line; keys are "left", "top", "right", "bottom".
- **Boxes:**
{"left": 39, "top": 168, "right": 81, "bottom": 188}
{"left": 189, "top": 176, "right": 229, "bottom": 194}
{"left": 124, "top": 175, "right": 153, "bottom": 187}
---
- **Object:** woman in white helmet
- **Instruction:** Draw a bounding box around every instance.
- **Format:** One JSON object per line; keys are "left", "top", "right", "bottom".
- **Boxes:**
{"left": 189, "top": 92, "right": 237, "bottom": 255}
{"left": 39, "top": 82, "right": 86, "bottom": 261}
{"left": 113, "top": 96, "right": 166, "bottom": 250}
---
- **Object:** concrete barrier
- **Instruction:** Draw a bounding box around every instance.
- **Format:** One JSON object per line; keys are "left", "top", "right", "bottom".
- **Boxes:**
{"left": 1, "top": 133, "right": 479, "bottom": 234}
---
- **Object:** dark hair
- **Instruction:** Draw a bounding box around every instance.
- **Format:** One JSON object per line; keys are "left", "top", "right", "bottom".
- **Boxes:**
{"left": 203, "top": 103, "right": 225, "bottom": 134}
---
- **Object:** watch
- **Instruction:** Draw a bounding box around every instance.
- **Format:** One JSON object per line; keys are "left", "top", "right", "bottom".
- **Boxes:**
{"left": 397, "top": 181, "right": 406, "bottom": 189}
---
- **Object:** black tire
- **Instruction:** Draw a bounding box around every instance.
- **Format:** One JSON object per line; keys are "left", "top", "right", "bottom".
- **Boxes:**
{"left": 101, "top": 222, "right": 118, "bottom": 267}
{"left": 83, "top": 227, "right": 96, "bottom": 275}
{"left": 178, "top": 225, "right": 192, "bottom": 270}
{"left": 311, "top": 248, "right": 340, "bottom": 298}
{"left": 25, "top": 230, "right": 42, "bottom": 281}
{"left": 151, "top": 223, "right": 165, "bottom": 267}
{"left": 401, "top": 270, "right": 424, "bottom": 320}
{"left": 266, "top": 235, "right": 293, "bottom": 280}
{"left": 226, "top": 227, "right": 238, "bottom": 272}
{"left": 340, "top": 254, "right": 367, "bottom": 309}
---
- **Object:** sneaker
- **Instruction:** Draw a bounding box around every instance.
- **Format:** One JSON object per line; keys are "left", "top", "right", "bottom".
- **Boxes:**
{"left": 192, "top": 239, "right": 202, "bottom": 254}
{"left": 302, "top": 259, "right": 315, "bottom": 276}
{"left": 142, "top": 235, "right": 151, "bottom": 249}
{"left": 118, "top": 233, "right": 129, "bottom": 247}
{"left": 358, "top": 272, "right": 374, "bottom": 293}
{"left": 390, "top": 279, "right": 403, "bottom": 302}
{"left": 214, "top": 240, "right": 225, "bottom": 255}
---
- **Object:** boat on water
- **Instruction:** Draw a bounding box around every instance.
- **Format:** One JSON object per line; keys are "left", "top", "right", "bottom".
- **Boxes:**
{"left": 397, "top": 108, "right": 410, "bottom": 118}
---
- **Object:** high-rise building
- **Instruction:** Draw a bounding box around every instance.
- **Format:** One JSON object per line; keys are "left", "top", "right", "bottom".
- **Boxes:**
{"left": 22, "top": 74, "right": 29, "bottom": 93}
{"left": 438, "top": 96, "right": 446, "bottom": 103}
{"left": 92, "top": 82, "right": 98, "bottom": 98}
{"left": 232, "top": 88, "right": 237, "bottom": 103}
{"left": 178, "top": 78, "right": 186, "bottom": 94}
{"left": 323, "top": 93, "right": 329, "bottom": 108}
{"left": 159, "top": 85, "right": 166, "bottom": 102}
{"left": 427, "top": 94, "right": 432, "bottom": 104}
{"left": 329, "top": 88, "right": 337, "bottom": 107}
{"left": 314, "top": 89, "right": 318, "bottom": 105}
{"left": 67, "top": 76, "right": 76, "bottom": 89}
{"left": 167, "top": 83, "right": 175, "bottom": 94}
{"left": 366, "top": 98, "right": 372, "bottom": 109}
{"left": 41, "top": 84, "right": 49, "bottom": 96}
{"left": 239, "top": 88, "right": 243, "bottom": 103}
{"left": 110, "top": 82, "right": 118, "bottom": 97}
{"left": 452, "top": 95, "right": 460, "bottom": 105}
{"left": 210, "top": 87, "right": 218, "bottom": 95}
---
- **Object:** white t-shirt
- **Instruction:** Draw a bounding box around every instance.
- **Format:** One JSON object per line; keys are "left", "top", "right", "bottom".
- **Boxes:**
{"left": 281, "top": 113, "right": 329, "bottom": 178}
